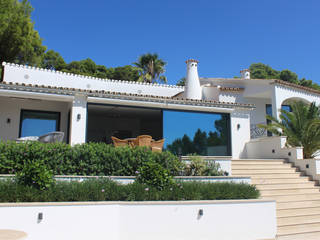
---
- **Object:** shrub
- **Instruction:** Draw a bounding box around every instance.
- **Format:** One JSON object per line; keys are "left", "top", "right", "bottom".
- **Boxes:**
{"left": 0, "top": 179, "right": 260, "bottom": 202}
{"left": 136, "top": 160, "right": 174, "bottom": 190}
{"left": 0, "top": 141, "right": 183, "bottom": 176}
{"left": 16, "top": 159, "right": 55, "bottom": 190}
{"left": 184, "top": 155, "right": 224, "bottom": 176}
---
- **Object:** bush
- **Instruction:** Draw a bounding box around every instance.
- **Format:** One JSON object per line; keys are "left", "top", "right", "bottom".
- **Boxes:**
{"left": 16, "top": 159, "right": 55, "bottom": 190}
{"left": 0, "top": 141, "right": 183, "bottom": 176}
{"left": 136, "top": 160, "right": 174, "bottom": 190}
{"left": 0, "top": 179, "right": 260, "bottom": 202}
{"left": 184, "top": 155, "right": 225, "bottom": 176}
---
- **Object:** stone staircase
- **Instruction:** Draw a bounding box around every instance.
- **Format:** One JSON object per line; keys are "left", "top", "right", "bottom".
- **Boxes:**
{"left": 232, "top": 159, "right": 320, "bottom": 240}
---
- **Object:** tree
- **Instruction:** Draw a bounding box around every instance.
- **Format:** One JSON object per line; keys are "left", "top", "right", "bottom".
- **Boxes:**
{"left": 176, "top": 77, "right": 185, "bottom": 86}
{"left": 133, "top": 53, "right": 167, "bottom": 83}
{"left": 111, "top": 65, "right": 140, "bottom": 82}
{"left": 279, "top": 69, "right": 298, "bottom": 84}
{"left": 249, "top": 63, "right": 280, "bottom": 79}
{"left": 41, "top": 50, "right": 66, "bottom": 70}
{"left": 193, "top": 129, "right": 208, "bottom": 155}
{"left": 258, "top": 101, "right": 320, "bottom": 158}
{"left": 0, "top": 0, "right": 46, "bottom": 65}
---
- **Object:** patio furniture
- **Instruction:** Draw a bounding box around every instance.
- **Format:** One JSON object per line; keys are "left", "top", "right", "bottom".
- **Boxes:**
{"left": 132, "top": 135, "right": 152, "bottom": 147}
{"left": 15, "top": 136, "right": 39, "bottom": 143}
{"left": 0, "top": 229, "right": 27, "bottom": 240}
{"left": 38, "top": 131, "right": 64, "bottom": 143}
{"left": 151, "top": 139, "right": 165, "bottom": 152}
{"left": 111, "top": 136, "right": 129, "bottom": 147}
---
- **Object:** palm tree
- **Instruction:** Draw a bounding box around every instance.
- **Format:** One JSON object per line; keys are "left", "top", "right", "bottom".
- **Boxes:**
{"left": 133, "top": 53, "right": 167, "bottom": 83}
{"left": 258, "top": 101, "right": 320, "bottom": 158}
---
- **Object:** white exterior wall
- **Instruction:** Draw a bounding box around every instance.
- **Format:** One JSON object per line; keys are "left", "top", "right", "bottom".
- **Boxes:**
{"left": 271, "top": 85, "right": 320, "bottom": 120}
{"left": 219, "top": 92, "right": 246, "bottom": 104}
{"left": 0, "top": 200, "right": 276, "bottom": 240}
{"left": 0, "top": 96, "right": 69, "bottom": 142}
{"left": 69, "top": 94, "right": 87, "bottom": 145}
{"left": 202, "top": 86, "right": 219, "bottom": 101}
{"left": 230, "top": 110, "right": 251, "bottom": 159}
{"left": 245, "top": 136, "right": 303, "bottom": 161}
{"left": 246, "top": 98, "right": 271, "bottom": 125}
{"left": 2, "top": 63, "right": 184, "bottom": 97}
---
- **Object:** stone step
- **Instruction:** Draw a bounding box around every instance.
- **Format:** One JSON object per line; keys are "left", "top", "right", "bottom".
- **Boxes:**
{"left": 278, "top": 214, "right": 320, "bottom": 226}
{"left": 252, "top": 177, "right": 311, "bottom": 184}
{"left": 256, "top": 182, "right": 316, "bottom": 190}
{"left": 232, "top": 159, "right": 285, "bottom": 162}
{"left": 232, "top": 161, "right": 286, "bottom": 165}
{"left": 278, "top": 222, "right": 320, "bottom": 236}
{"left": 277, "top": 231, "right": 320, "bottom": 240}
{"left": 277, "top": 200, "right": 320, "bottom": 210}
{"left": 260, "top": 188, "right": 320, "bottom": 196}
{"left": 233, "top": 172, "right": 303, "bottom": 179}
{"left": 232, "top": 168, "right": 298, "bottom": 174}
{"left": 232, "top": 164, "right": 293, "bottom": 170}
{"left": 263, "top": 193, "right": 320, "bottom": 202}
{"left": 277, "top": 207, "right": 320, "bottom": 218}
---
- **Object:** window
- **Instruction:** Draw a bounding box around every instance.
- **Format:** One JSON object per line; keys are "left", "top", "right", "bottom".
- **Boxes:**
{"left": 19, "top": 110, "right": 60, "bottom": 137}
{"left": 163, "top": 110, "right": 231, "bottom": 156}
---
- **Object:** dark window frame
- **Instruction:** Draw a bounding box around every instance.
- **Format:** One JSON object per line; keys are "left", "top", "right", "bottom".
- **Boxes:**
{"left": 19, "top": 109, "right": 61, "bottom": 137}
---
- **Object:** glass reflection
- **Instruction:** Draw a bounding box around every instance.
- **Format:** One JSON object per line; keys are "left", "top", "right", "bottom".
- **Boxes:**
{"left": 163, "top": 110, "right": 230, "bottom": 156}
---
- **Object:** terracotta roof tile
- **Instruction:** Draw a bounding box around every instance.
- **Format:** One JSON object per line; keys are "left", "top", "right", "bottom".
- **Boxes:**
{"left": 0, "top": 81, "right": 254, "bottom": 109}
{"left": 271, "top": 79, "right": 320, "bottom": 95}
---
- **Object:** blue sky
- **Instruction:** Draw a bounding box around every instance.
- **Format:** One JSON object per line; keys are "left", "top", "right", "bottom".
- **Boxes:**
{"left": 29, "top": 0, "right": 320, "bottom": 85}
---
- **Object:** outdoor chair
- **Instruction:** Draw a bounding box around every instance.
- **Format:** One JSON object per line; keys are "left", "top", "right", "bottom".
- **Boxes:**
{"left": 133, "top": 135, "right": 152, "bottom": 147}
{"left": 111, "top": 136, "right": 129, "bottom": 147}
{"left": 150, "top": 139, "right": 165, "bottom": 152}
{"left": 38, "top": 131, "right": 64, "bottom": 143}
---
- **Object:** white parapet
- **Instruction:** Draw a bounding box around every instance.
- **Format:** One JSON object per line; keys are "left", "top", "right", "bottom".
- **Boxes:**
{"left": 0, "top": 199, "right": 276, "bottom": 240}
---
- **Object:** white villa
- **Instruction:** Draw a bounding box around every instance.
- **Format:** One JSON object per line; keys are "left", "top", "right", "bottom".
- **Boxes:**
{"left": 1, "top": 60, "right": 319, "bottom": 159}
{"left": 2, "top": 59, "right": 320, "bottom": 239}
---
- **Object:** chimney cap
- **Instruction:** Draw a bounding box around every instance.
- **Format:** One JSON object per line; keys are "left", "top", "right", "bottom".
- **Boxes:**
{"left": 240, "top": 69, "right": 250, "bottom": 73}
{"left": 186, "top": 59, "right": 199, "bottom": 64}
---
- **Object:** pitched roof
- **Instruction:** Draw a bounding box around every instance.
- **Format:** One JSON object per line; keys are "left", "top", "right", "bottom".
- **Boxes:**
{"left": 271, "top": 79, "right": 320, "bottom": 95}
{"left": 0, "top": 81, "right": 255, "bottom": 110}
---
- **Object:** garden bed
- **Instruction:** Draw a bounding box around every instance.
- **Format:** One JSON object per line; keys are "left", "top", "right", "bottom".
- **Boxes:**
{"left": 0, "top": 179, "right": 259, "bottom": 202}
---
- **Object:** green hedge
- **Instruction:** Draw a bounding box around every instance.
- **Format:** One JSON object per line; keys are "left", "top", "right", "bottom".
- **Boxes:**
{"left": 0, "top": 141, "right": 182, "bottom": 176}
{"left": 0, "top": 179, "right": 260, "bottom": 202}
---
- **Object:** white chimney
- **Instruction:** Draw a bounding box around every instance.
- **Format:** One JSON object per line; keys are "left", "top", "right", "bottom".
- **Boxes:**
{"left": 240, "top": 69, "right": 250, "bottom": 79}
{"left": 185, "top": 59, "right": 202, "bottom": 100}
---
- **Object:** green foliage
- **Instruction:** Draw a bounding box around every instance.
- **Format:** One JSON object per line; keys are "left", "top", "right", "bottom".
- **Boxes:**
{"left": 133, "top": 53, "right": 167, "bottom": 83}
{"left": 41, "top": 50, "right": 66, "bottom": 70}
{"left": 258, "top": 101, "right": 320, "bottom": 158}
{"left": 176, "top": 77, "right": 185, "bottom": 86}
{"left": 249, "top": 63, "right": 280, "bottom": 79}
{"left": 249, "top": 63, "right": 320, "bottom": 90}
{"left": 279, "top": 69, "right": 298, "bottom": 84}
{"left": 16, "top": 159, "right": 55, "bottom": 190}
{"left": 136, "top": 160, "right": 174, "bottom": 190}
{"left": 0, "top": 179, "right": 260, "bottom": 202}
{"left": 0, "top": 141, "right": 183, "bottom": 176}
{"left": 184, "top": 155, "right": 225, "bottom": 176}
{"left": 0, "top": 0, "right": 46, "bottom": 65}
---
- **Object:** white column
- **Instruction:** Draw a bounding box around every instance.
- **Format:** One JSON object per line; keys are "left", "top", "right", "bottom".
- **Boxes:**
{"left": 230, "top": 110, "right": 251, "bottom": 159}
{"left": 69, "top": 94, "right": 87, "bottom": 145}
{"left": 271, "top": 86, "right": 282, "bottom": 121}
